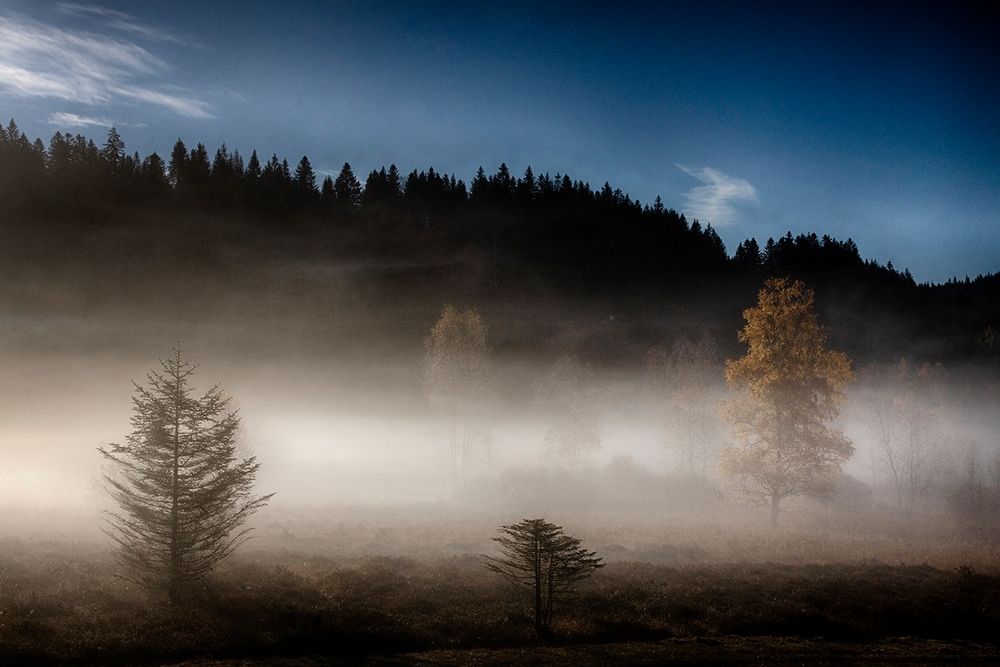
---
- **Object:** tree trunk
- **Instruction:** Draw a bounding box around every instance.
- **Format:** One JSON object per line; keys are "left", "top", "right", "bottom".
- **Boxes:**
{"left": 460, "top": 414, "right": 470, "bottom": 483}
{"left": 770, "top": 495, "right": 780, "bottom": 527}
{"left": 169, "top": 362, "right": 182, "bottom": 603}
{"left": 449, "top": 418, "right": 458, "bottom": 494}
{"left": 545, "top": 558, "right": 555, "bottom": 633}
{"left": 533, "top": 539, "right": 543, "bottom": 636}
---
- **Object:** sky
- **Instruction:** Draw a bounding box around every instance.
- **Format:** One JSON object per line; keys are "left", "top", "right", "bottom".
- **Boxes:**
{"left": 0, "top": 1, "right": 997, "bottom": 283}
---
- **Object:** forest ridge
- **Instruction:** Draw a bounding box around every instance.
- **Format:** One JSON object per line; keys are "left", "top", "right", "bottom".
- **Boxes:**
{"left": 1, "top": 118, "right": 997, "bottom": 365}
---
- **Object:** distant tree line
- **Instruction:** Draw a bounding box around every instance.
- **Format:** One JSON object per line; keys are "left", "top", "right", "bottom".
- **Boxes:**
{"left": 1, "top": 118, "right": 997, "bottom": 363}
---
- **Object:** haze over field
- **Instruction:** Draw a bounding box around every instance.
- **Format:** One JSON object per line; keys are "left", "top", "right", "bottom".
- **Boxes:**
{"left": 1, "top": 1, "right": 999, "bottom": 664}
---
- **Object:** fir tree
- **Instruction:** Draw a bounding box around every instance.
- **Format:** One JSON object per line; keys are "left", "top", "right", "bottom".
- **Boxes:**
{"left": 102, "top": 127, "right": 126, "bottom": 166}
{"left": 294, "top": 155, "right": 317, "bottom": 194}
{"left": 245, "top": 149, "right": 261, "bottom": 182}
{"left": 333, "top": 162, "right": 361, "bottom": 208}
{"left": 168, "top": 139, "right": 188, "bottom": 188}
{"left": 98, "top": 348, "right": 273, "bottom": 602}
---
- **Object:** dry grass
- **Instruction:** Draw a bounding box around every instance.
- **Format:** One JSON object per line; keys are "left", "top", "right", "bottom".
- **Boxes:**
{"left": 2, "top": 523, "right": 999, "bottom": 664}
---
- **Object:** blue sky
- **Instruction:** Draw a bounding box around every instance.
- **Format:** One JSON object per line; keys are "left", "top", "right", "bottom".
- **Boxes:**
{"left": 0, "top": 1, "right": 996, "bottom": 282}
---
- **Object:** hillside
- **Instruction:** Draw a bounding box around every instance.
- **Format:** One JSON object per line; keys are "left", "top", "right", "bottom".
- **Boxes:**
{"left": 2, "top": 119, "right": 998, "bottom": 366}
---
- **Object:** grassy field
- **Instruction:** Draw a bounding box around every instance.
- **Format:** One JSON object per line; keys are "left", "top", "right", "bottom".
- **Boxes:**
{"left": 2, "top": 513, "right": 1000, "bottom": 665}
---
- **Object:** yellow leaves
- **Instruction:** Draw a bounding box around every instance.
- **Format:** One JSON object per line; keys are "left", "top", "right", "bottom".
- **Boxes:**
{"left": 424, "top": 305, "right": 489, "bottom": 359}
{"left": 422, "top": 305, "right": 493, "bottom": 408}
{"left": 721, "top": 279, "right": 854, "bottom": 505}
{"left": 726, "top": 279, "right": 853, "bottom": 402}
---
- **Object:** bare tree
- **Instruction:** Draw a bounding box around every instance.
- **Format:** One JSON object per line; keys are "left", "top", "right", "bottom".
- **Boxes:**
{"left": 645, "top": 337, "right": 721, "bottom": 477}
{"left": 986, "top": 382, "right": 1000, "bottom": 493}
{"left": 866, "top": 382, "right": 899, "bottom": 505}
{"left": 979, "top": 325, "right": 1000, "bottom": 364}
{"left": 864, "top": 360, "right": 942, "bottom": 512}
{"left": 98, "top": 348, "right": 272, "bottom": 602}
{"left": 535, "top": 354, "right": 601, "bottom": 469}
{"left": 892, "top": 388, "right": 939, "bottom": 512}
{"left": 991, "top": 449, "right": 1000, "bottom": 493}
{"left": 422, "top": 305, "right": 495, "bottom": 489}
{"left": 484, "top": 518, "right": 603, "bottom": 637}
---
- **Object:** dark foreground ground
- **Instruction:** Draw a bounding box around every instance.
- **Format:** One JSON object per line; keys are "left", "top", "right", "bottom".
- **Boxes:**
{"left": 3, "top": 534, "right": 1000, "bottom": 665}
{"left": 168, "top": 637, "right": 1000, "bottom": 665}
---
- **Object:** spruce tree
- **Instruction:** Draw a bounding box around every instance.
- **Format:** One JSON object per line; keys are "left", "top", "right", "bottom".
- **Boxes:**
{"left": 140, "top": 152, "right": 169, "bottom": 196}
{"left": 99, "top": 348, "right": 272, "bottom": 602}
{"left": 168, "top": 139, "right": 188, "bottom": 188}
{"left": 188, "top": 143, "right": 211, "bottom": 192}
{"left": 320, "top": 174, "right": 335, "bottom": 205}
{"left": 333, "top": 162, "right": 362, "bottom": 208}
{"left": 294, "top": 155, "right": 317, "bottom": 194}
{"left": 102, "top": 127, "right": 125, "bottom": 166}
{"left": 245, "top": 149, "right": 261, "bottom": 182}
{"left": 386, "top": 163, "right": 402, "bottom": 200}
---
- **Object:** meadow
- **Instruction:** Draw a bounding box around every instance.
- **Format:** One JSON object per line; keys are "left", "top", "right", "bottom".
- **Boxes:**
{"left": 3, "top": 505, "right": 999, "bottom": 664}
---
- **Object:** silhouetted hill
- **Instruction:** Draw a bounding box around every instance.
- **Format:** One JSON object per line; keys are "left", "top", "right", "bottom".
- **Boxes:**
{"left": 1, "top": 119, "right": 997, "bottom": 366}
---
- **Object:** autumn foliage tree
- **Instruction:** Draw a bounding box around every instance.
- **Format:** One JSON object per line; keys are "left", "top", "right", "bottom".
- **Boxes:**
{"left": 99, "top": 348, "right": 272, "bottom": 601}
{"left": 422, "top": 305, "right": 494, "bottom": 488}
{"left": 721, "top": 278, "right": 854, "bottom": 525}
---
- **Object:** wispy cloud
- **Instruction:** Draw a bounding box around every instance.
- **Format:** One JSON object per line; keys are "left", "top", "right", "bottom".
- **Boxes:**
{"left": 47, "top": 111, "right": 113, "bottom": 128}
{"left": 0, "top": 11, "right": 211, "bottom": 118}
{"left": 677, "top": 164, "right": 758, "bottom": 226}
{"left": 115, "top": 86, "right": 209, "bottom": 118}
{"left": 56, "top": 3, "right": 189, "bottom": 45}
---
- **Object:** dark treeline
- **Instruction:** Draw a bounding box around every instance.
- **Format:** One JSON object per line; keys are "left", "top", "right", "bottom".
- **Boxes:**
{"left": 1, "top": 119, "right": 997, "bottom": 365}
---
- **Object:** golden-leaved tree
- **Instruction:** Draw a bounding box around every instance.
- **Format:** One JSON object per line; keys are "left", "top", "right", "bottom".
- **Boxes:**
{"left": 423, "top": 305, "right": 495, "bottom": 489}
{"left": 721, "top": 278, "right": 854, "bottom": 525}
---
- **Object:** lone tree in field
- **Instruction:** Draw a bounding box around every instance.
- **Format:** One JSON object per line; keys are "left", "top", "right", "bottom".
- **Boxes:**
{"left": 423, "top": 305, "right": 494, "bottom": 488}
{"left": 484, "top": 518, "right": 603, "bottom": 637}
{"left": 721, "top": 278, "right": 853, "bottom": 526}
{"left": 99, "top": 348, "right": 272, "bottom": 601}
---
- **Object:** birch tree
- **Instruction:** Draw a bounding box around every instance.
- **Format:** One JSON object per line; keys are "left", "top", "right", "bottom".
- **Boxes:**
{"left": 423, "top": 306, "right": 494, "bottom": 488}
{"left": 721, "top": 278, "right": 854, "bottom": 525}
